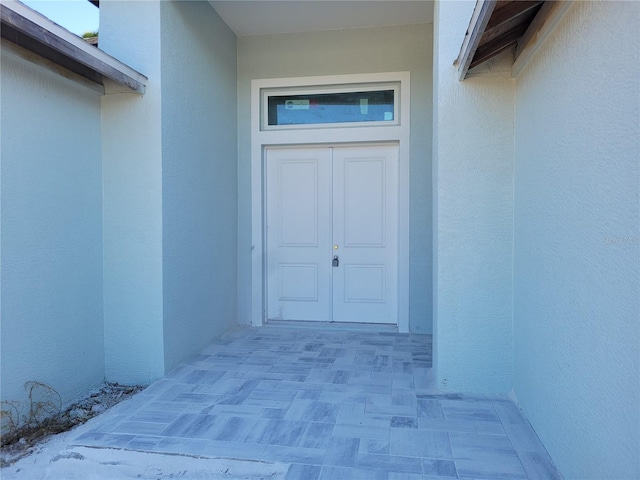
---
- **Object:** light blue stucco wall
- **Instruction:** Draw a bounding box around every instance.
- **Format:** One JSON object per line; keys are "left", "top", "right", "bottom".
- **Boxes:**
{"left": 101, "top": 0, "right": 238, "bottom": 382}
{"left": 0, "top": 44, "right": 104, "bottom": 408}
{"left": 100, "top": 0, "right": 166, "bottom": 384}
{"left": 512, "top": 2, "right": 640, "bottom": 478}
{"left": 237, "top": 24, "right": 433, "bottom": 333}
{"left": 432, "top": 0, "right": 514, "bottom": 393}
{"left": 160, "top": 1, "right": 238, "bottom": 372}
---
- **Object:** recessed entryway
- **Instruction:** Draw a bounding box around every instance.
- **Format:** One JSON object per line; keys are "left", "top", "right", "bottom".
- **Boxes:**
{"left": 266, "top": 144, "right": 398, "bottom": 325}
{"left": 251, "top": 72, "right": 411, "bottom": 332}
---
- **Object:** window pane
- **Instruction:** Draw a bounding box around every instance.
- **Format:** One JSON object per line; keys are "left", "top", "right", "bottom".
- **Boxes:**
{"left": 267, "top": 90, "right": 395, "bottom": 126}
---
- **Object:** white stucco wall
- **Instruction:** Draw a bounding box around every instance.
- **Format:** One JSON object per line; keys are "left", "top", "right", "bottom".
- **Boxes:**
{"left": 160, "top": 1, "right": 237, "bottom": 372}
{"left": 0, "top": 44, "right": 104, "bottom": 409}
{"left": 512, "top": 2, "right": 640, "bottom": 478}
{"left": 100, "top": 1, "right": 166, "bottom": 384}
{"left": 237, "top": 24, "right": 434, "bottom": 333}
{"left": 432, "top": 1, "right": 514, "bottom": 393}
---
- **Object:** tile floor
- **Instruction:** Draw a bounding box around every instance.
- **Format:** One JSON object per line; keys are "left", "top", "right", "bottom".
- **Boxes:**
{"left": 74, "top": 325, "right": 563, "bottom": 479}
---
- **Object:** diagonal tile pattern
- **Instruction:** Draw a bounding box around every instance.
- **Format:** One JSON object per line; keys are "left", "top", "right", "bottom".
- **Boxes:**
{"left": 74, "top": 326, "right": 563, "bottom": 479}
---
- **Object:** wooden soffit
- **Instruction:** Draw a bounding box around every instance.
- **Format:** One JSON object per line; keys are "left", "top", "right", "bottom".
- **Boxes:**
{"left": 456, "top": 0, "right": 574, "bottom": 80}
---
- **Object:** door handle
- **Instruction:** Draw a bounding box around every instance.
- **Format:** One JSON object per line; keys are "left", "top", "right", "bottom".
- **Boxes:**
{"left": 332, "top": 255, "right": 339, "bottom": 267}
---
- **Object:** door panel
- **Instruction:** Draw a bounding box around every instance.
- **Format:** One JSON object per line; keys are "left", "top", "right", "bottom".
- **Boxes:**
{"left": 343, "top": 157, "right": 385, "bottom": 246}
{"left": 266, "top": 144, "right": 398, "bottom": 324}
{"left": 332, "top": 145, "right": 398, "bottom": 323}
{"left": 266, "top": 147, "right": 331, "bottom": 321}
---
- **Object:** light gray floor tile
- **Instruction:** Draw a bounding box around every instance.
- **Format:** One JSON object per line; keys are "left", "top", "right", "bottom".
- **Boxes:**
{"left": 359, "top": 438, "right": 389, "bottom": 455}
{"left": 494, "top": 402, "right": 527, "bottom": 424}
{"left": 442, "top": 400, "right": 501, "bottom": 422}
{"left": 390, "top": 415, "right": 418, "bottom": 428}
{"left": 73, "top": 432, "right": 136, "bottom": 448}
{"left": 366, "top": 402, "right": 416, "bottom": 417}
{"left": 130, "top": 409, "right": 182, "bottom": 424}
{"left": 261, "top": 445, "right": 326, "bottom": 465}
{"left": 154, "top": 437, "right": 209, "bottom": 456}
{"left": 388, "top": 473, "right": 421, "bottom": 480}
{"left": 455, "top": 455, "right": 527, "bottom": 479}
{"left": 209, "top": 416, "right": 256, "bottom": 442}
{"left": 501, "top": 421, "right": 547, "bottom": 452}
{"left": 338, "top": 402, "right": 366, "bottom": 417}
{"left": 111, "top": 421, "right": 169, "bottom": 435}
{"left": 200, "top": 439, "right": 266, "bottom": 460}
{"left": 517, "top": 451, "right": 564, "bottom": 480}
{"left": 209, "top": 404, "right": 264, "bottom": 416}
{"left": 333, "top": 422, "right": 390, "bottom": 440}
{"left": 474, "top": 419, "right": 506, "bottom": 435}
{"left": 264, "top": 419, "right": 307, "bottom": 447}
{"left": 324, "top": 436, "right": 360, "bottom": 467}
{"left": 286, "top": 464, "right": 322, "bottom": 480}
{"left": 356, "top": 453, "right": 423, "bottom": 474}
{"left": 261, "top": 407, "right": 287, "bottom": 419}
{"left": 182, "top": 369, "right": 226, "bottom": 385}
{"left": 320, "top": 465, "right": 388, "bottom": 480}
{"left": 417, "top": 398, "right": 445, "bottom": 419}
{"left": 449, "top": 431, "right": 516, "bottom": 457}
{"left": 299, "top": 422, "right": 334, "bottom": 449}
{"left": 418, "top": 417, "right": 476, "bottom": 433}
{"left": 423, "top": 458, "right": 457, "bottom": 477}
{"left": 348, "top": 383, "right": 392, "bottom": 395}
{"left": 390, "top": 428, "right": 452, "bottom": 459}
{"left": 125, "top": 435, "right": 162, "bottom": 450}
{"left": 450, "top": 432, "right": 527, "bottom": 479}
{"left": 285, "top": 399, "right": 339, "bottom": 423}
{"left": 392, "top": 389, "right": 417, "bottom": 407}
{"left": 71, "top": 326, "right": 562, "bottom": 480}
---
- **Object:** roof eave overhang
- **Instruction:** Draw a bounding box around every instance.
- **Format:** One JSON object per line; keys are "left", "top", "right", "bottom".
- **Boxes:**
{"left": 1, "top": 0, "right": 146, "bottom": 94}
{"left": 455, "top": 0, "right": 574, "bottom": 81}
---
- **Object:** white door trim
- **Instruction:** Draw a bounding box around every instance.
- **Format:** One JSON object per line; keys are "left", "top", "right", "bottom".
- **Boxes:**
{"left": 251, "top": 72, "right": 411, "bottom": 332}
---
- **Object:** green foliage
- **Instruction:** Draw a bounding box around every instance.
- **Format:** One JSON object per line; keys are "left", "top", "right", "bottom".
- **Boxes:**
{"left": 82, "top": 30, "right": 98, "bottom": 38}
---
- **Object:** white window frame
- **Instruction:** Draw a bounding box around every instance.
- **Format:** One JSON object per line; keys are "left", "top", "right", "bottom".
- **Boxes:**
{"left": 251, "top": 72, "right": 411, "bottom": 332}
{"left": 261, "top": 82, "right": 400, "bottom": 130}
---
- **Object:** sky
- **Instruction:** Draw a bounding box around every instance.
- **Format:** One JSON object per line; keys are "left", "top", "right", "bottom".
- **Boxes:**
{"left": 21, "top": 0, "right": 99, "bottom": 37}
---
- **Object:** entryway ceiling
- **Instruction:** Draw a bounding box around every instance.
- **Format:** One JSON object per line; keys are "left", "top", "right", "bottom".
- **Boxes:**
{"left": 209, "top": 1, "right": 434, "bottom": 36}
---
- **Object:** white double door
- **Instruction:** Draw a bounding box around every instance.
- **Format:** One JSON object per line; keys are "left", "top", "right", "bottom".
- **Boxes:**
{"left": 266, "top": 144, "right": 398, "bottom": 324}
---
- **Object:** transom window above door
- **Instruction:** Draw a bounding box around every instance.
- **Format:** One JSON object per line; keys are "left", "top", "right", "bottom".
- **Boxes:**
{"left": 262, "top": 83, "right": 399, "bottom": 130}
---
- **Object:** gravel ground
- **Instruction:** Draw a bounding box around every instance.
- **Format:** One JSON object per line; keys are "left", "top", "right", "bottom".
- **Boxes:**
{"left": 1, "top": 383, "right": 145, "bottom": 467}
{"left": 0, "top": 384, "right": 287, "bottom": 480}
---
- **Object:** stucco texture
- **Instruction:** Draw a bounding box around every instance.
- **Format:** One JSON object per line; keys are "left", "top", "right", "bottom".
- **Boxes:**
{"left": 513, "top": 1, "right": 640, "bottom": 478}
{"left": 100, "top": 0, "right": 166, "bottom": 385}
{"left": 100, "top": 1, "right": 238, "bottom": 383}
{"left": 1, "top": 45, "right": 104, "bottom": 408}
{"left": 160, "top": 1, "right": 238, "bottom": 373}
{"left": 432, "top": 0, "right": 514, "bottom": 394}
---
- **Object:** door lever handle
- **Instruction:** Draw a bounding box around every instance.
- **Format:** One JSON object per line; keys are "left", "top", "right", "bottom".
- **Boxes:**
{"left": 332, "top": 255, "right": 339, "bottom": 267}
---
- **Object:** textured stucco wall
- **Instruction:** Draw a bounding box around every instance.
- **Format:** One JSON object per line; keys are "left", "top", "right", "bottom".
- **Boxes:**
{"left": 100, "top": 1, "right": 166, "bottom": 384}
{"left": 237, "top": 24, "right": 433, "bottom": 333}
{"left": 160, "top": 1, "right": 238, "bottom": 372}
{"left": 432, "top": 0, "right": 514, "bottom": 393}
{"left": 0, "top": 44, "right": 104, "bottom": 408}
{"left": 512, "top": 2, "right": 640, "bottom": 478}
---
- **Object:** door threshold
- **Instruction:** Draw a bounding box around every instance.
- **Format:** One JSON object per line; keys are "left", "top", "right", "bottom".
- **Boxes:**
{"left": 264, "top": 320, "right": 399, "bottom": 333}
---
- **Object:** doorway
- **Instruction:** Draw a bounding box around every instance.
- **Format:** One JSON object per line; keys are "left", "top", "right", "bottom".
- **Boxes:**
{"left": 250, "top": 72, "right": 411, "bottom": 331}
{"left": 265, "top": 144, "right": 399, "bottom": 325}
